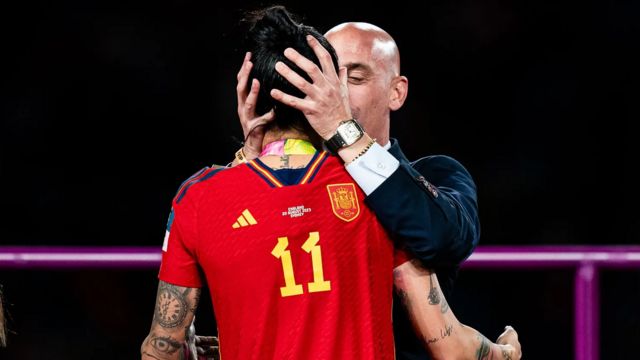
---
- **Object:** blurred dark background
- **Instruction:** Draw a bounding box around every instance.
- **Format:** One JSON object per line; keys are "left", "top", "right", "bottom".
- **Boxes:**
{"left": 1, "top": 0, "right": 638, "bottom": 359}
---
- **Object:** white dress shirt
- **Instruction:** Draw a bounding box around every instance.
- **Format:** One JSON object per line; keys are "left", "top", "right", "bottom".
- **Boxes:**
{"left": 345, "top": 141, "right": 400, "bottom": 195}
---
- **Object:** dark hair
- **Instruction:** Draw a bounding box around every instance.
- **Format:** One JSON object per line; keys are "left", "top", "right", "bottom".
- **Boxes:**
{"left": 246, "top": 6, "right": 339, "bottom": 137}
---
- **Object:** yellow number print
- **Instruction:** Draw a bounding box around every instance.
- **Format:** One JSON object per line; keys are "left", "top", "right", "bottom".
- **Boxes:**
{"left": 271, "top": 237, "right": 304, "bottom": 297}
{"left": 302, "top": 232, "right": 331, "bottom": 293}
{"left": 272, "top": 232, "right": 331, "bottom": 297}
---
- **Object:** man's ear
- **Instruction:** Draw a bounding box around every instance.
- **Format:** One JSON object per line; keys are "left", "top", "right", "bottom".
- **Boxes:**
{"left": 389, "top": 76, "right": 408, "bottom": 111}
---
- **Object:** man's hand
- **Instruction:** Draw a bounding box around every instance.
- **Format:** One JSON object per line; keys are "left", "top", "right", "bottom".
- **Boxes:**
{"left": 496, "top": 325, "right": 522, "bottom": 360}
{"left": 270, "top": 35, "right": 352, "bottom": 140}
{"left": 236, "top": 51, "right": 275, "bottom": 161}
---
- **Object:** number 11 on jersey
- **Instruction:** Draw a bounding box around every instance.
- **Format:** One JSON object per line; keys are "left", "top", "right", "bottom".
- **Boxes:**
{"left": 271, "top": 231, "right": 331, "bottom": 297}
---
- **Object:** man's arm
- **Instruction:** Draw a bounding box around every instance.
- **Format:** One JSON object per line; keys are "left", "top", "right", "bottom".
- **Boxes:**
{"left": 393, "top": 260, "right": 521, "bottom": 360}
{"left": 141, "top": 281, "right": 201, "bottom": 360}
{"left": 365, "top": 153, "right": 480, "bottom": 267}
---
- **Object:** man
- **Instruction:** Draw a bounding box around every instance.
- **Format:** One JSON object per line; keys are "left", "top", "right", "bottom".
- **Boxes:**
{"left": 142, "top": 6, "right": 520, "bottom": 360}
{"left": 235, "top": 22, "right": 483, "bottom": 360}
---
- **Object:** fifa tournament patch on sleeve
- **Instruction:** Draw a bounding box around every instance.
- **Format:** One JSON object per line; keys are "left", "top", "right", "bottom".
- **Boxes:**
{"left": 162, "top": 208, "right": 175, "bottom": 252}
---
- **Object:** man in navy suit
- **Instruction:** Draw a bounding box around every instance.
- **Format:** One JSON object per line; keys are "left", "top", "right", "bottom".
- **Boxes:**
{"left": 232, "top": 21, "right": 484, "bottom": 360}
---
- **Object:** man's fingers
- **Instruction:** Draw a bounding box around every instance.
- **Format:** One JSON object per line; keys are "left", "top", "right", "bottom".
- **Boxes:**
{"left": 306, "top": 35, "right": 337, "bottom": 77}
{"left": 274, "top": 61, "right": 314, "bottom": 96}
{"left": 338, "top": 66, "right": 348, "bottom": 87}
{"left": 282, "top": 47, "right": 324, "bottom": 84}
{"left": 270, "top": 88, "right": 311, "bottom": 111}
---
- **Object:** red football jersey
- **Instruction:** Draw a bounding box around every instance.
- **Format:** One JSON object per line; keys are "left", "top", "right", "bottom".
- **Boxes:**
{"left": 159, "top": 151, "right": 408, "bottom": 360}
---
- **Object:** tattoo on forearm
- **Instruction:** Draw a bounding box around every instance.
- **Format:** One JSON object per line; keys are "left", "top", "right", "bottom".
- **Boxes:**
{"left": 476, "top": 335, "right": 493, "bottom": 360}
{"left": 394, "top": 269, "right": 410, "bottom": 305}
{"left": 143, "top": 332, "right": 183, "bottom": 359}
{"left": 427, "top": 274, "right": 440, "bottom": 305}
{"left": 427, "top": 274, "right": 449, "bottom": 313}
{"left": 441, "top": 323, "right": 454, "bottom": 338}
{"left": 423, "top": 323, "right": 454, "bottom": 345}
{"left": 396, "top": 287, "right": 410, "bottom": 305}
{"left": 154, "top": 282, "right": 190, "bottom": 328}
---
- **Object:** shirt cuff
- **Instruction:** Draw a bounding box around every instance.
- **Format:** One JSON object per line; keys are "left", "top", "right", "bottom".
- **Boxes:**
{"left": 345, "top": 142, "right": 400, "bottom": 195}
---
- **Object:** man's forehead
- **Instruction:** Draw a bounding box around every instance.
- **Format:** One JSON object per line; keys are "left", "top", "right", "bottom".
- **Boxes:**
{"left": 328, "top": 28, "right": 395, "bottom": 56}
{"left": 327, "top": 23, "right": 399, "bottom": 73}
{"left": 332, "top": 36, "right": 394, "bottom": 68}
{"left": 371, "top": 38, "right": 397, "bottom": 59}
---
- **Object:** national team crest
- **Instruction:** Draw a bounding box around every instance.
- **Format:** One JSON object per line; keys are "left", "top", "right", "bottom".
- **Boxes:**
{"left": 327, "top": 183, "right": 360, "bottom": 222}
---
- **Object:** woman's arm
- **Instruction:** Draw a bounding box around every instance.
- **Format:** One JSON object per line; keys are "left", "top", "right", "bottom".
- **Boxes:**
{"left": 394, "top": 260, "right": 521, "bottom": 360}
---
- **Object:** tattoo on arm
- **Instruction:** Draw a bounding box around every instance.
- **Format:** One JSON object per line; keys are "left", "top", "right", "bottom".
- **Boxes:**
{"left": 280, "top": 155, "right": 290, "bottom": 168}
{"left": 143, "top": 281, "right": 201, "bottom": 359}
{"left": 393, "top": 270, "right": 453, "bottom": 345}
{"left": 154, "top": 282, "right": 192, "bottom": 328}
{"left": 423, "top": 323, "right": 454, "bottom": 345}
{"left": 476, "top": 335, "right": 493, "bottom": 360}
{"left": 427, "top": 274, "right": 449, "bottom": 314}
{"left": 143, "top": 333, "right": 183, "bottom": 358}
{"left": 427, "top": 274, "right": 440, "bottom": 305}
{"left": 394, "top": 268, "right": 412, "bottom": 308}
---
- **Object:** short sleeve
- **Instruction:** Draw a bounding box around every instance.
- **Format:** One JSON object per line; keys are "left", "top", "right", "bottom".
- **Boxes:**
{"left": 158, "top": 201, "right": 203, "bottom": 288}
{"left": 394, "top": 248, "right": 412, "bottom": 268}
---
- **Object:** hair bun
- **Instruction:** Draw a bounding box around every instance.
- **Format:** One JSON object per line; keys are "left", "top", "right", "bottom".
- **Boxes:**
{"left": 247, "top": 6, "right": 304, "bottom": 52}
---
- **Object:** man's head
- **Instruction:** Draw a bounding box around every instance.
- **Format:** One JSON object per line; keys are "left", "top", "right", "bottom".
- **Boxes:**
{"left": 246, "top": 6, "right": 339, "bottom": 138}
{"left": 325, "top": 23, "right": 408, "bottom": 145}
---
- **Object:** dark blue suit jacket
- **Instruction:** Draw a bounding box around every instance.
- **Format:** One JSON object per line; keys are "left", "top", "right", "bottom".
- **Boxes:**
{"left": 365, "top": 139, "right": 480, "bottom": 360}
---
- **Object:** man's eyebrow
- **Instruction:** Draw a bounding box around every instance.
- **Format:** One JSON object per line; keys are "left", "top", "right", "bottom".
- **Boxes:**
{"left": 344, "top": 62, "right": 373, "bottom": 74}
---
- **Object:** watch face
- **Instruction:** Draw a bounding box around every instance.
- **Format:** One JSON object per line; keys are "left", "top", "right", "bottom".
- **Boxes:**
{"left": 337, "top": 122, "right": 362, "bottom": 144}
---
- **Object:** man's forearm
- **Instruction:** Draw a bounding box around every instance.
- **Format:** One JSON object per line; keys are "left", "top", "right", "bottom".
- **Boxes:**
{"left": 141, "top": 281, "right": 201, "bottom": 360}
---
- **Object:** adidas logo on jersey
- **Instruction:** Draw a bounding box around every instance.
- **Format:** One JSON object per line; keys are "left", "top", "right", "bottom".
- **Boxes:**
{"left": 232, "top": 209, "right": 258, "bottom": 229}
